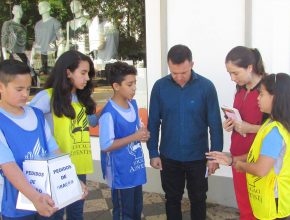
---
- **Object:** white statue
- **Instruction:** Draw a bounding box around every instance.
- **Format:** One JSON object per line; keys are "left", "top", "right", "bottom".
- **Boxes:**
{"left": 89, "top": 15, "right": 105, "bottom": 56}
{"left": 65, "top": 0, "right": 91, "bottom": 55}
{"left": 31, "top": 1, "right": 65, "bottom": 74}
{"left": 1, "top": 5, "right": 39, "bottom": 85}
{"left": 97, "top": 18, "right": 119, "bottom": 61}
{"left": 1, "top": 5, "right": 26, "bottom": 60}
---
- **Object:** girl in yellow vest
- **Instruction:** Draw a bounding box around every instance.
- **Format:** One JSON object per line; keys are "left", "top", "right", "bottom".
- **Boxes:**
{"left": 30, "top": 50, "right": 97, "bottom": 220}
{"left": 207, "top": 73, "right": 290, "bottom": 220}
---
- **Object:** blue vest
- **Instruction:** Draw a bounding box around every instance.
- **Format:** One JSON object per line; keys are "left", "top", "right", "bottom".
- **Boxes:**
{"left": 101, "top": 100, "right": 146, "bottom": 189}
{"left": 0, "top": 107, "right": 49, "bottom": 217}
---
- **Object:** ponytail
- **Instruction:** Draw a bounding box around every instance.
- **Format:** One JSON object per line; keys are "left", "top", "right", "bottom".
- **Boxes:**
{"left": 226, "top": 46, "right": 266, "bottom": 77}
{"left": 251, "top": 48, "right": 266, "bottom": 76}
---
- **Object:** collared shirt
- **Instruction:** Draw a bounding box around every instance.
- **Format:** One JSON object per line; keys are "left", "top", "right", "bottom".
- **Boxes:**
{"left": 147, "top": 70, "right": 223, "bottom": 161}
{"left": 230, "top": 83, "right": 264, "bottom": 156}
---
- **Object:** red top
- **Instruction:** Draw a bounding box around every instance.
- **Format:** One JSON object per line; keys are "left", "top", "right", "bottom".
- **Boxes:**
{"left": 230, "top": 86, "right": 263, "bottom": 156}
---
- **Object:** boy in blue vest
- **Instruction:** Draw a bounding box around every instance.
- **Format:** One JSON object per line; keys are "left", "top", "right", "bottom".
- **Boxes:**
{"left": 99, "top": 61, "right": 150, "bottom": 220}
{"left": 0, "top": 59, "right": 59, "bottom": 219}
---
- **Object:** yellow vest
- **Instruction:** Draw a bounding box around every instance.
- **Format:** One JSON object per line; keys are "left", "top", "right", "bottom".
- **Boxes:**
{"left": 47, "top": 88, "right": 94, "bottom": 174}
{"left": 246, "top": 119, "right": 290, "bottom": 219}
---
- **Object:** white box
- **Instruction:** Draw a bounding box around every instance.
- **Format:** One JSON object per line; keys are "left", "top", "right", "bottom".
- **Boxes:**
{"left": 16, "top": 153, "right": 82, "bottom": 211}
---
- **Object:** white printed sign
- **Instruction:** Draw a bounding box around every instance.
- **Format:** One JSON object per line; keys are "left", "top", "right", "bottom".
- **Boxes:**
{"left": 16, "top": 154, "right": 82, "bottom": 210}
{"left": 49, "top": 157, "right": 82, "bottom": 208}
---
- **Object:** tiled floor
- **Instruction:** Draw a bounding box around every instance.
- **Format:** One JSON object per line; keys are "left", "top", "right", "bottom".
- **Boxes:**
{"left": 84, "top": 181, "right": 240, "bottom": 220}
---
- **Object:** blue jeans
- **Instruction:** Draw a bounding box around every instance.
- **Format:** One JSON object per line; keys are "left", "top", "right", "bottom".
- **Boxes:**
{"left": 53, "top": 174, "right": 86, "bottom": 220}
{"left": 160, "top": 155, "right": 208, "bottom": 220}
{"left": 111, "top": 185, "right": 143, "bottom": 220}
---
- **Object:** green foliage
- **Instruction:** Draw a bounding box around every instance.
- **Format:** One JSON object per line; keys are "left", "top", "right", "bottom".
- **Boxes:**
{"left": 0, "top": 0, "right": 146, "bottom": 62}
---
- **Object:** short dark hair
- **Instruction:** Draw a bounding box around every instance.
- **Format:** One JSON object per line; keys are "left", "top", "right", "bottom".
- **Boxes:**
{"left": 167, "top": 44, "right": 192, "bottom": 64}
{"left": 107, "top": 61, "right": 137, "bottom": 86}
{"left": 0, "top": 59, "right": 31, "bottom": 85}
{"left": 261, "top": 73, "right": 290, "bottom": 132}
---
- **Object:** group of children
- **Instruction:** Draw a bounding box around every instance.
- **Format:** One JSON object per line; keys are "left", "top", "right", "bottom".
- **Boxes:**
{"left": 1, "top": 46, "right": 290, "bottom": 220}
{"left": 0, "top": 50, "right": 149, "bottom": 220}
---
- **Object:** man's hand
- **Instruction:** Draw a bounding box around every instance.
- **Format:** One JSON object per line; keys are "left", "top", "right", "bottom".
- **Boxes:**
{"left": 207, "top": 160, "right": 219, "bottom": 175}
{"left": 150, "top": 157, "right": 162, "bottom": 170}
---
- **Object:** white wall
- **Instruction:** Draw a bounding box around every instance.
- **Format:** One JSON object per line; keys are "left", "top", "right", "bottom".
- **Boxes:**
{"left": 252, "top": 0, "right": 290, "bottom": 73}
{"left": 166, "top": 0, "right": 245, "bottom": 177}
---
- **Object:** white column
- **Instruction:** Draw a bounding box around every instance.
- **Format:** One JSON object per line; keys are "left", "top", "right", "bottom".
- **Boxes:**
{"left": 145, "top": 0, "right": 167, "bottom": 101}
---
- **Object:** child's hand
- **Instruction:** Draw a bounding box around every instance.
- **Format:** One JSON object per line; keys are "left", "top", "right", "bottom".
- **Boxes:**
{"left": 135, "top": 127, "right": 150, "bottom": 142}
{"left": 80, "top": 180, "right": 89, "bottom": 200}
{"left": 32, "top": 193, "right": 58, "bottom": 217}
{"left": 206, "top": 151, "right": 232, "bottom": 166}
{"left": 234, "top": 161, "right": 244, "bottom": 172}
{"left": 223, "top": 118, "right": 234, "bottom": 132}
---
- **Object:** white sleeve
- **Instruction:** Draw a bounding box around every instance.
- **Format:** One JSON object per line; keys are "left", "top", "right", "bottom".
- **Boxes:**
{"left": 44, "top": 119, "right": 58, "bottom": 153}
{"left": 29, "top": 90, "right": 51, "bottom": 114}
{"left": 99, "top": 112, "right": 115, "bottom": 150}
{"left": 0, "top": 130, "right": 15, "bottom": 165}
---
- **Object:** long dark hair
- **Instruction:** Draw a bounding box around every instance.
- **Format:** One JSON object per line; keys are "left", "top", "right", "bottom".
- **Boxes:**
{"left": 45, "top": 50, "right": 96, "bottom": 118}
{"left": 261, "top": 73, "right": 290, "bottom": 132}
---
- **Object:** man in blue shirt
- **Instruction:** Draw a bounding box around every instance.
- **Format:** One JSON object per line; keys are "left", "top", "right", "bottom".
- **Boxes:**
{"left": 147, "top": 44, "right": 223, "bottom": 220}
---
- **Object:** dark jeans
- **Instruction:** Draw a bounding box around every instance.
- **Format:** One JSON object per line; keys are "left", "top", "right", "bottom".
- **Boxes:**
{"left": 111, "top": 185, "right": 143, "bottom": 220}
{"left": 2, "top": 214, "right": 54, "bottom": 220}
{"left": 53, "top": 174, "right": 86, "bottom": 220}
{"left": 40, "top": 54, "right": 48, "bottom": 75}
{"left": 160, "top": 155, "right": 208, "bottom": 220}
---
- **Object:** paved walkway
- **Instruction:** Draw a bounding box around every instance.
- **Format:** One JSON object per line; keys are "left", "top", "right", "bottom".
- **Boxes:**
{"left": 84, "top": 181, "right": 240, "bottom": 220}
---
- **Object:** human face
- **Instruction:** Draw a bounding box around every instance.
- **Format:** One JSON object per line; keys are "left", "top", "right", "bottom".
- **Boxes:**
{"left": 257, "top": 84, "right": 273, "bottom": 114}
{"left": 226, "top": 61, "right": 253, "bottom": 87}
{"left": 13, "top": 6, "right": 23, "bottom": 19}
{"left": 168, "top": 59, "right": 193, "bottom": 87}
{"left": 113, "top": 74, "right": 136, "bottom": 101}
{"left": 38, "top": 2, "right": 50, "bottom": 15}
{"left": 70, "top": 1, "right": 82, "bottom": 14}
{"left": 67, "top": 60, "right": 90, "bottom": 93}
{"left": 0, "top": 74, "right": 31, "bottom": 113}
